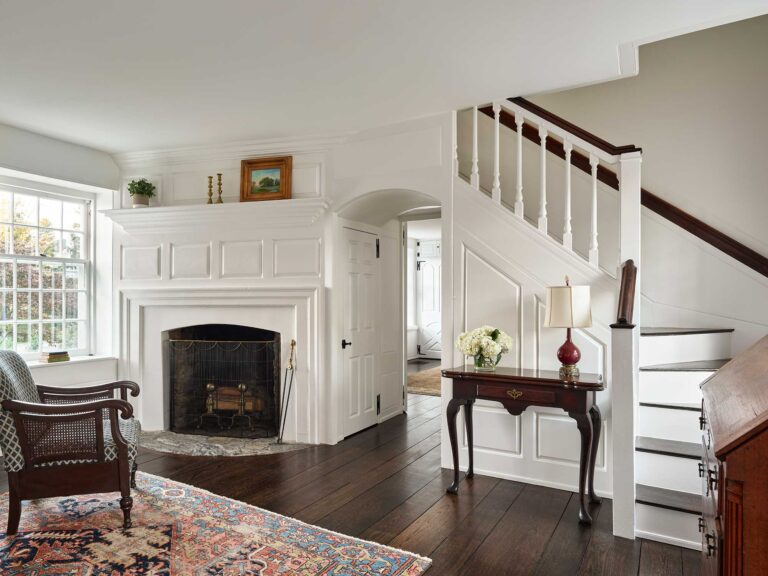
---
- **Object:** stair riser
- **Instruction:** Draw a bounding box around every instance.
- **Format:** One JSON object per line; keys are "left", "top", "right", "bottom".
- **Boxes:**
{"left": 636, "top": 504, "right": 701, "bottom": 550}
{"left": 637, "top": 406, "right": 702, "bottom": 444}
{"left": 636, "top": 452, "right": 701, "bottom": 494}
{"left": 640, "top": 333, "right": 731, "bottom": 367}
{"left": 639, "top": 371, "right": 712, "bottom": 406}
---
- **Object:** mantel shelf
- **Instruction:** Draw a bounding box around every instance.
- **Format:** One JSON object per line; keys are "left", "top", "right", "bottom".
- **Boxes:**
{"left": 102, "top": 197, "right": 329, "bottom": 234}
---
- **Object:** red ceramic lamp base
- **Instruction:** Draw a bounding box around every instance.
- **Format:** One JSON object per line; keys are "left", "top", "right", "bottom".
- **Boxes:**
{"left": 557, "top": 328, "right": 581, "bottom": 380}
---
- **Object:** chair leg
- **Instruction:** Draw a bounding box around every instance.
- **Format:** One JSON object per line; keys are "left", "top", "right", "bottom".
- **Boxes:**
{"left": 131, "top": 461, "right": 138, "bottom": 489}
{"left": 7, "top": 472, "right": 21, "bottom": 535}
{"left": 120, "top": 495, "right": 133, "bottom": 529}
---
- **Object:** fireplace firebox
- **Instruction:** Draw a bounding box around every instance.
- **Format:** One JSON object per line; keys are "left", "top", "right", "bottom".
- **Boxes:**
{"left": 167, "top": 324, "right": 280, "bottom": 438}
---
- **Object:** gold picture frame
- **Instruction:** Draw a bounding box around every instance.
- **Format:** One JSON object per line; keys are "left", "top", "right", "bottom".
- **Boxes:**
{"left": 240, "top": 156, "right": 292, "bottom": 202}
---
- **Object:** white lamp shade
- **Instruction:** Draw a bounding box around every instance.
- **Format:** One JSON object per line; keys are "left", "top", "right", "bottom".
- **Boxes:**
{"left": 544, "top": 285, "right": 592, "bottom": 328}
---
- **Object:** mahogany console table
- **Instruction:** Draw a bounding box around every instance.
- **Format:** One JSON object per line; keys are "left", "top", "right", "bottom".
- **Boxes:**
{"left": 442, "top": 365, "right": 605, "bottom": 524}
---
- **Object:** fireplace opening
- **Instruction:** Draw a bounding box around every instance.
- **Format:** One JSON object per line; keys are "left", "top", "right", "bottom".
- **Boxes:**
{"left": 167, "top": 324, "right": 280, "bottom": 438}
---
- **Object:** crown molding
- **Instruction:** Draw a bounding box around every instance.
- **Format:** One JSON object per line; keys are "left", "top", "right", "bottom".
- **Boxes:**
{"left": 102, "top": 197, "right": 329, "bottom": 234}
{"left": 112, "top": 133, "right": 351, "bottom": 169}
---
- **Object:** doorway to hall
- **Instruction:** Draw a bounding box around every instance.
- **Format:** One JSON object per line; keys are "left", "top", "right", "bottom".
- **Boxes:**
{"left": 405, "top": 217, "right": 442, "bottom": 397}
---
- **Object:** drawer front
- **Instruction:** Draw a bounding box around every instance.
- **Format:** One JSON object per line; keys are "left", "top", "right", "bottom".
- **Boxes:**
{"left": 477, "top": 384, "right": 557, "bottom": 405}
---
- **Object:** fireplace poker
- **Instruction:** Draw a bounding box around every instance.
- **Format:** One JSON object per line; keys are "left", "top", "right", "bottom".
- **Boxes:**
{"left": 277, "top": 339, "right": 296, "bottom": 444}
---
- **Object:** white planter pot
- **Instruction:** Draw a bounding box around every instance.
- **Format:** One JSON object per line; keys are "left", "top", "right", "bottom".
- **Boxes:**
{"left": 132, "top": 195, "right": 150, "bottom": 208}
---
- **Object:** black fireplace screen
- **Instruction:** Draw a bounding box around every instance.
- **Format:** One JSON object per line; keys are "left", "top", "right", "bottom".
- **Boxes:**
{"left": 168, "top": 325, "right": 280, "bottom": 438}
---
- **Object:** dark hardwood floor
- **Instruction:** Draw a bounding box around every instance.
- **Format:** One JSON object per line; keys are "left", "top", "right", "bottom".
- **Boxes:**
{"left": 1, "top": 394, "right": 700, "bottom": 575}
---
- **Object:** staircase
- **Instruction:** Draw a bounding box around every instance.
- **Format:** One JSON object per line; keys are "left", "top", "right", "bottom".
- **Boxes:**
{"left": 635, "top": 327, "right": 733, "bottom": 549}
{"left": 454, "top": 95, "right": 765, "bottom": 549}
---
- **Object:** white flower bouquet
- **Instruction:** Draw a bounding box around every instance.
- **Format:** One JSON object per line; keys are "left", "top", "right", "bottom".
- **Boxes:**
{"left": 457, "top": 325, "right": 513, "bottom": 371}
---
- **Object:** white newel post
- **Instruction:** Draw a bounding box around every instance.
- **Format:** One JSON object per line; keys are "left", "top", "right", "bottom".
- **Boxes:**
{"left": 471, "top": 106, "right": 479, "bottom": 189}
{"left": 537, "top": 126, "right": 548, "bottom": 233}
{"left": 562, "top": 140, "right": 573, "bottom": 250}
{"left": 514, "top": 113, "right": 524, "bottom": 217}
{"left": 492, "top": 102, "right": 501, "bottom": 203}
{"left": 611, "top": 150, "right": 642, "bottom": 540}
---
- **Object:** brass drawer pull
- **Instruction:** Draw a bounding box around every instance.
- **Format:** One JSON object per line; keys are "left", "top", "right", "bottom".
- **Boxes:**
{"left": 506, "top": 389, "right": 523, "bottom": 400}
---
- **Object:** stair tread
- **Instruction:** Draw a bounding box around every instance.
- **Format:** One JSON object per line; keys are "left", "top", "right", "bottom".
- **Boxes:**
{"left": 640, "top": 359, "right": 731, "bottom": 372}
{"left": 639, "top": 401, "right": 701, "bottom": 412}
{"left": 636, "top": 436, "right": 701, "bottom": 459}
{"left": 636, "top": 484, "right": 701, "bottom": 515}
{"left": 640, "top": 327, "right": 734, "bottom": 337}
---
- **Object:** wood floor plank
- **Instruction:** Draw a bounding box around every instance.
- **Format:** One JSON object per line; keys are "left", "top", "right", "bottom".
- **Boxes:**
{"left": 458, "top": 484, "right": 571, "bottom": 576}
{"left": 388, "top": 474, "right": 500, "bottom": 557}
{"left": 533, "top": 494, "right": 605, "bottom": 576}
{"left": 316, "top": 445, "right": 442, "bottom": 536}
{"left": 360, "top": 469, "right": 453, "bottom": 544}
{"left": 576, "top": 500, "right": 641, "bottom": 576}
{"left": 427, "top": 479, "right": 525, "bottom": 575}
{"left": 638, "top": 540, "right": 683, "bottom": 576}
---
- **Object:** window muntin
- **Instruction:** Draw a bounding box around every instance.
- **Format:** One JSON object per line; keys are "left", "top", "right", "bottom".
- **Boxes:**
{"left": 0, "top": 189, "right": 89, "bottom": 356}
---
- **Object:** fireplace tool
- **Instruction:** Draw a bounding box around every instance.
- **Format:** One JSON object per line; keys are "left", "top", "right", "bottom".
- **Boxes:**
{"left": 277, "top": 339, "right": 296, "bottom": 444}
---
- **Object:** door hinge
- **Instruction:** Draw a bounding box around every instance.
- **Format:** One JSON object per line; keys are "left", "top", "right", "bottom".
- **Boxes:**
{"left": 417, "top": 344, "right": 421, "bottom": 354}
{"left": 376, "top": 238, "right": 380, "bottom": 258}
{"left": 376, "top": 394, "right": 381, "bottom": 415}
{"left": 417, "top": 260, "right": 423, "bottom": 271}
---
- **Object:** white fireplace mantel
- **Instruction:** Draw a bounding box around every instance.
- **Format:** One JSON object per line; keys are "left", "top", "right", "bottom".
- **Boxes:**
{"left": 102, "top": 197, "right": 329, "bottom": 234}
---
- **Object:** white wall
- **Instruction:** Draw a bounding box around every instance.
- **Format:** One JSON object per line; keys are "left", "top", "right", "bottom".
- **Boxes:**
{"left": 528, "top": 15, "right": 768, "bottom": 351}
{"left": 0, "top": 123, "right": 119, "bottom": 191}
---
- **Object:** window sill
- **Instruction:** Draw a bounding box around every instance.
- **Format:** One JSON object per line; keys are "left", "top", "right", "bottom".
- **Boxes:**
{"left": 27, "top": 355, "right": 117, "bottom": 370}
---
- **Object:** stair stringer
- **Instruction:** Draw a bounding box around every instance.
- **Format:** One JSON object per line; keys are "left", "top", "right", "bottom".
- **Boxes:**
{"left": 444, "top": 176, "right": 621, "bottom": 497}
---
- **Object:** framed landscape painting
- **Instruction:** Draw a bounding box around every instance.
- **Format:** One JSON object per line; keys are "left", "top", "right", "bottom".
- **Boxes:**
{"left": 240, "top": 156, "right": 292, "bottom": 202}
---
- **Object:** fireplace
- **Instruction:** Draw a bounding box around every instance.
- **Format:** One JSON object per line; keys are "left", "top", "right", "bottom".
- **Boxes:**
{"left": 167, "top": 324, "right": 280, "bottom": 438}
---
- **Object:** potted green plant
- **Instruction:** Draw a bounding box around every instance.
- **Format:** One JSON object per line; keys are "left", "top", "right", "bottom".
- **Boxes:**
{"left": 127, "top": 178, "right": 156, "bottom": 208}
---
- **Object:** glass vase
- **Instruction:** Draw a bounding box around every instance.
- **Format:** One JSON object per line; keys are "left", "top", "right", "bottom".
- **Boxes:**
{"left": 473, "top": 354, "right": 497, "bottom": 372}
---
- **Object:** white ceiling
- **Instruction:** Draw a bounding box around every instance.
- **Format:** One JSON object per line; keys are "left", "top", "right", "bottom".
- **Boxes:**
{"left": 407, "top": 219, "right": 441, "bottom": 241}
{"left": 1, "top": 0, "right": 766, "bottom": 153}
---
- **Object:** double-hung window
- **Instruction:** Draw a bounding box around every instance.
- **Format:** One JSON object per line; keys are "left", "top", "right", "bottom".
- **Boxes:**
{"left": 0, "top": 188, "right": 90, "bottom": 357}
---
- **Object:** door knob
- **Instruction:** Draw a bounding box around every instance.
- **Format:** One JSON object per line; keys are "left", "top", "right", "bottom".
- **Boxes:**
{"left": 342, "top": 339, "right": 352, "bottom": 349}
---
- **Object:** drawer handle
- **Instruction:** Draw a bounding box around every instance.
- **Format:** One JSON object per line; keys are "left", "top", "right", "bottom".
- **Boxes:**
{"left": 705, "top": 532, "right": 717, "bottom": 557}
{"left": 699, "top": 415, "right": 707, "bottom": 430}
{"left": 506, "top": 389, "right": 523, "bottom": 400}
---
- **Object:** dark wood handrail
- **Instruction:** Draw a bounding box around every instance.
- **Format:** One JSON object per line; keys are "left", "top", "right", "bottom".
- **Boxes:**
{"left": 509, "top": 98, "right": 642, "bottom": 156}
{"left": 611, "top": 260, "right": 637, "bottom": 329}
{"left": 477, "top": 105, "right": 768, "bottom": 279}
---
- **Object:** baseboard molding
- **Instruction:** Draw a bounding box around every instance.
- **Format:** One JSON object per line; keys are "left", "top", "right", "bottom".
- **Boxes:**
{"left": 635, "top": 529, "right": 701, "bottom": 551}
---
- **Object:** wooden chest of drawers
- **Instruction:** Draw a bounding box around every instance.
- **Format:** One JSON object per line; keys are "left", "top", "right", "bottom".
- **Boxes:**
{"left": 700, "top": 336, "right": 768, "bottom": 575}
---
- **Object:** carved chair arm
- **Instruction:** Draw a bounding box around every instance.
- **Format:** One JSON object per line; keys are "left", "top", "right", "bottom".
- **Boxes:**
{"left": 2, "top": 398, "right": 134, "bottom": 419}
{"left": 37, "top": 380, "right": 140, "bottom": 402}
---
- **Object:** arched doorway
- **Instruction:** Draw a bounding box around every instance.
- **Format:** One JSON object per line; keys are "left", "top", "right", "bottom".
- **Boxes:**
{"left": 333, "top": 189, "right": 443, "bottom": 437}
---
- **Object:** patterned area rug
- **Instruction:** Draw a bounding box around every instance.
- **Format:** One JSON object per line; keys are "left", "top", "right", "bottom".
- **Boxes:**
{"left": 407, "top": 366, "right": 442, "bottom": 396}
{"left": 140, "top": 430, "right": 308, "bottom": 457}
{"left": 0, "top": 472, "right": 432, "bottom": 575}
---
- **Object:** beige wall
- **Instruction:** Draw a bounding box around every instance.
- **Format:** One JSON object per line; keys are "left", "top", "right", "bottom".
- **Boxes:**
{"left": 531, "top": 15, "right": 768, "bottom": 255}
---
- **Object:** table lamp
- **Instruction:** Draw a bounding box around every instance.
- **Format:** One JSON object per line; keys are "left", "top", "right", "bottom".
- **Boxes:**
{"left": 544, "top": 277, "right": 592, "bottom": 380}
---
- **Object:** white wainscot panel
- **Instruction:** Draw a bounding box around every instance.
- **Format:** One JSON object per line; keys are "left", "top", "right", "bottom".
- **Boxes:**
{"left": 463, "top": 248, "right": 521, "bottom": 368}
{"left": 293, "top": 163, "right": 322, "bottom": 198}
{"left": 171, "top": 243, "right": 211, "bottom": 279}
{"left": 121, "top": 245, "right": 161, "bottom": 280}
{"left": 464, "top": 404, "right": 522, "bottom": 455}
{"left": 221, "top": 240, "right": 263, "bottom": 278}
{"left": 273, "top": 238, "right": 321, "bottom": 277}
{"left": 535, "top": 411, "right": 606, "bottom": 469}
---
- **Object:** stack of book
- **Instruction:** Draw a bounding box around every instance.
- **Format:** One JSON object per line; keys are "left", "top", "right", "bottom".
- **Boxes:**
{"left": 39, "top": 350, "right": 70, "bottom": 363}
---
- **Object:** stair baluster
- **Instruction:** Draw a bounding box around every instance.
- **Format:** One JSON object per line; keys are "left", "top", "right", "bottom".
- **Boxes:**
{"left": 563, "top": 140, "right": 573, "bottom": 250}
{"left": 514, "top": 112, "right": 524, "bottom": 217}
{"left": 589, "top": 153, "right": 599, "bottom": 266}
{"left": 492, "top": 102, "right": 501, "bottom": 202}
{"left": 538, "top": 126, "right": 548, "bottom": 233}
{"left": 471, "top": 106, "right": 479, "bottom": 189}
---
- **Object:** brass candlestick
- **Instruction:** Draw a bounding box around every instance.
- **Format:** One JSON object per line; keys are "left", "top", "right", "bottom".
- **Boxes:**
{"left": 216, "top": 173, "right": 223, "bottom": 204}
{"left": 207, "top": 176, "right": 213, "bottom": 204}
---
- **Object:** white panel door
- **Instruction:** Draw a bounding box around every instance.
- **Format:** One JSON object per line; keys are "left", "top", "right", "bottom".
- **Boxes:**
{"left": 416, "top": 242, "right": 441, "bottom": 359}
{"left": 342, "top": 227, "right": 379, "bottom": 436}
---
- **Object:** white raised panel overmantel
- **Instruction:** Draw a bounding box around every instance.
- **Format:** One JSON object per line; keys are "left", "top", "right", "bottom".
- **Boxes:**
{"left": 102, "top": 198, "right": 329, "bottom": 235}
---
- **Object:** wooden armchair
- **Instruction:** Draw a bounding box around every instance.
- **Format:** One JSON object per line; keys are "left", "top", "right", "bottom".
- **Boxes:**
{"left": 0, "top": 351, "right": 140, "bottom": 534}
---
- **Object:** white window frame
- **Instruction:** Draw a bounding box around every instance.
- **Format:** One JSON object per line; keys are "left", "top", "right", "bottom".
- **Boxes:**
{"left": 0, "top": 181, "right": 93, "bottom": 360}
